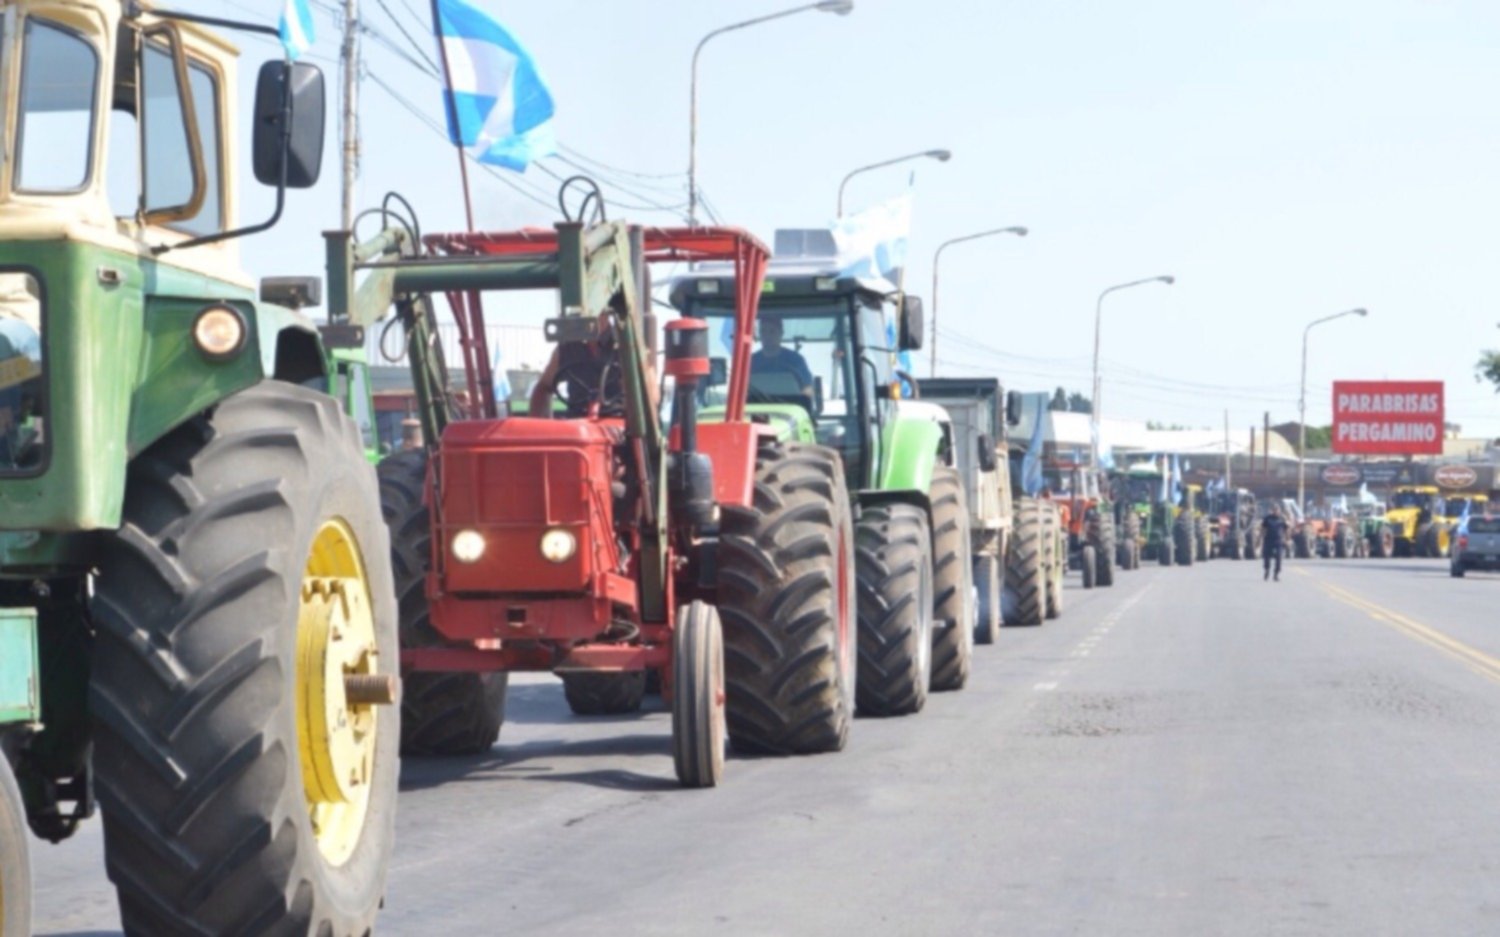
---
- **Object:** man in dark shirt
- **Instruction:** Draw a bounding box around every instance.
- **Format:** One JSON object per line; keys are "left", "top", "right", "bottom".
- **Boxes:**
{"left": 1260, "top": 505, "right": 1289, "bottom": 581}
{"left": 749, "top": 315, "right": 813, "bottom": 401}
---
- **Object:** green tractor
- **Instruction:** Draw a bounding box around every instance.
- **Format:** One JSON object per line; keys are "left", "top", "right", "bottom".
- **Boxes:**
{"left": 672, "top": 243, "right": 977, "bottom": 713}
{"left": 0, "top": 5, "right": 400, "bottom": 936}
{"left": 1114, "top": 463, "right": 1185, "bottom": 565}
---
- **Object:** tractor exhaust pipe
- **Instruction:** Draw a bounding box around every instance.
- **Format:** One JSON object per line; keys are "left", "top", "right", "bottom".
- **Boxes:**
{"left": 664, "top": 319, "right": 716, "bottom": 528}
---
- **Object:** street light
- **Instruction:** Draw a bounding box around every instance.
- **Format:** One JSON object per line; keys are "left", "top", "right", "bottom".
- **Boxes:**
{"left": 1299, "top": 307, "right": 1368, "bottom": 512}
{"left": 688, "top": 1, "right": 854, "bottom": 225}
{"left": 1090, "top": 275, "right": 1175, "bottom": 466}
{"left": 929, "top": 226, "right": 1028, "bottom": 374}
{"left": 837, "top": 149, "right": 952, "bottom": 217}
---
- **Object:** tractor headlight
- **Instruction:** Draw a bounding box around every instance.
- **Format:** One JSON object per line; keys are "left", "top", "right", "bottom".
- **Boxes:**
{"left": 451, "top": 529, "right": 486, "bottom": 564}
{"left": 539, "top": 528, "right": 577, "bottom": 563}
{"left": 192, "top": 304, "right": 247, "bottom": 360}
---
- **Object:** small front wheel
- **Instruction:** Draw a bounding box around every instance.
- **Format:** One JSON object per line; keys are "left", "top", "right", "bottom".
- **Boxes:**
{"left": 673, "top": 601, "right": 726, "bottom": 788}
{"left": 1081, "top": 545, "right": 1097, "bottom": 589}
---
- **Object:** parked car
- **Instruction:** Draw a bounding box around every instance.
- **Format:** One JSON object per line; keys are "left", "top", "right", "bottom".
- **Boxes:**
{"left": 1450, "top": 515, "right": 1500, "bottom": 577}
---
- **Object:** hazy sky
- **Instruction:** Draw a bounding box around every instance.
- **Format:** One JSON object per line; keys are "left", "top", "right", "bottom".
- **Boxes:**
{"left": 207, "top": 0, "right": 1500, "bottom": 438}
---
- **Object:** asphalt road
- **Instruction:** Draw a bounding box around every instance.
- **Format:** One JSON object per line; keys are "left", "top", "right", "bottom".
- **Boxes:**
{"left": 30, "top": 553, "right": 1500, "bottom": 936}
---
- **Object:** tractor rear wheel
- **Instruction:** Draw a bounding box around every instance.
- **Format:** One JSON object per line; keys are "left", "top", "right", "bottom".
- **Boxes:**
{"left": 672, "top": 601, "right": 726, "bottom": 788}
{"left": 378, "top": 451, "right": 508, "bottom": 755}
{"left": 0, "top": 753, "right": 29, "bottom": 937}
{"left": 973, "top": 553, "right": 1000, "bottom": 645}
{"left": 1292, "top": 531, "right": 1311, "bottom": 559}
{"left": 718, "top": 442, "right": 855, "bottom": 754}
{"left": 1174, "top": 514, "right": 1195, "bottom": 567}
{"left": 91, "top": 382, "right": 397, "bottom": 936}
{"left": 1096, "top": 512, "right": 1116, "bottom": 586}
{"left": 929, "top": 466, "right": 974, "bottom": 693}
{"left": 1335, "top": 527, "right": 1350, "bottom": 558}
{"left": 1372, "top": 528, "right": 1393, "bottom": 558}
{"left": 1196, "top": 518, "right": 1211, "bottom": 561}
{"left": 856, "top": 502, "right": 934, "bottom": 716}
{"left": 1121, "top": 511, "right": 1142, "bottom": 570}
{"left": 1005, "top": 499, "right": 1046, "bottom": 626}
{"left": 1081, "top": 545, "right": 1097, "bottom": 589}
{"left": 1226, "top": 531, "right": 1243, "bottom": 560}
{"left": 562, "top": 672, "right": 646, "bottom": 715}
{"left": 1417, "top": 524, "right": 1438, "bottom": 558}
{"left": 1043, "top": 505, "right": 1064, "bottom": 619}
{"left": 1159, "top": 535, "right": 1174, "bottom": 566}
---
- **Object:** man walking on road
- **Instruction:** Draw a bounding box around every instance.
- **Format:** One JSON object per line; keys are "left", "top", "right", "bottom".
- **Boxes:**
{"left": 1261, "top": 505, "right": 1289, "bottom": 581}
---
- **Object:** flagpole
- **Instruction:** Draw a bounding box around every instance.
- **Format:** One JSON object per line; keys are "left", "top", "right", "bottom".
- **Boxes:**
{"left": 431, "top": 0, "right": 476, "bottom": 231}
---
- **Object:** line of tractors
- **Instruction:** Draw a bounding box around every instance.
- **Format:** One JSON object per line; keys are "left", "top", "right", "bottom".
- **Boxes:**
{"left": 0, "top": 5, "right": 1104, "bottom": 934}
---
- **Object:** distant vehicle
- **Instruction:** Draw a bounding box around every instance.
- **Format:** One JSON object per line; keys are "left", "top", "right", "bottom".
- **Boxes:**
{"left": 1450, "top": 515, "right": 1500, "bottom": 577}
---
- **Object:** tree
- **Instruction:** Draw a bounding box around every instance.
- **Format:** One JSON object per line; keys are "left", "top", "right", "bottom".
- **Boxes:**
{"left": 1477, "top": 351, "right": 1500, "bottom": 392}
{"left": 1066, "top": 392, "right": 1093, "bottom": 415}
{"left": 1048, "top": 387, "right": 1069, "bottom": 411}
{"left": 1303, "top": 426, "right": 1332, "bottom": 451}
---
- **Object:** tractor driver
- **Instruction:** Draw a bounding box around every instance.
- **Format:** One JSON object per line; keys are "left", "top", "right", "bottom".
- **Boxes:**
{"left": 528, "top": 311, "right": 659, "bottom": 419}
{"left": 750, "top": 314, "right": 814, "bottom": 405}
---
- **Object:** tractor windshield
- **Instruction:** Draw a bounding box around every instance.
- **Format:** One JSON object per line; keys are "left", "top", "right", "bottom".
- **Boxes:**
{"left": 1125, "top": 477, "right": 1159, "bottom": 505}
{"left": 694, "top": 296, "right": 870, "bottom": 468}
{"left": 1390, "top": 490, "right": 1433, "bottom": 509}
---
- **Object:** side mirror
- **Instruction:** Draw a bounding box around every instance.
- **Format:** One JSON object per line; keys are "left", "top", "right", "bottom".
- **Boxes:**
{"left": 254, "top": 61, "right": 326, "bottom": 189}
{"left": 898, "top": 295, "right": 924, "bottom": 351}
{"left": 977, "top": 433, "right": 998, "bottom": 472}
{"left": 1005, "top": 389, "right": 1023, "bottom": 426}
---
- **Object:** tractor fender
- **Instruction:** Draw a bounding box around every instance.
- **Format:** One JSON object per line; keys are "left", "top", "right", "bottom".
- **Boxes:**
{"left": 875, "top": 413, "right": 944, "bottom": 498}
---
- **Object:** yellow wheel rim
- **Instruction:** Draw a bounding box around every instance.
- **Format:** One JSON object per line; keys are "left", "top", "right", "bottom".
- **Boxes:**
{"left": 297, "top": 519, "right": 383, "bottom": 867}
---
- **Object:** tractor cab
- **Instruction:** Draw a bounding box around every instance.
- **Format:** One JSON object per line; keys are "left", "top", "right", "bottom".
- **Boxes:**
{"left": 671, "top": 259, "right": 923, "bottom": 493}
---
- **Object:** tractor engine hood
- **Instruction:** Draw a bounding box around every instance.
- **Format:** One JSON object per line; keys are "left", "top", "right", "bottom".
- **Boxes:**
{"left": 434, "top": 418, "right": 622, "bottom": 596}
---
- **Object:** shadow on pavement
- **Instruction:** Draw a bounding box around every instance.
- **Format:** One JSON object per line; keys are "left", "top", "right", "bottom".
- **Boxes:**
{"left": 400, "top": 731, "right": 676, "bottom": 794}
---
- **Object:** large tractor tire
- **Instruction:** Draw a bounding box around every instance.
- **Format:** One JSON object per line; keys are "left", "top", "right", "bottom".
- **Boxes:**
{"left": 1292, "top": 530, "right": 1311, "bottom": 559}
{"left": 856, "top": 502, "right": 935, "bottom": 716}
{"left": 379, "top": 451, "right": 508, "bottom": 755}
{"left": 1417, "top": 524, "right": 1439, "bottom": 559}
{"left": 973, "top": 552, "right": 1001, "bottom": 645}
{"left": 1226, "top": 530, "right": 1243, "bottom": 560}
{"left": 562, "top": 672, "right": 647, "bottom": 715}
{"left": 1174, "top": 513, "right": 1195, "bottom": 567}
{"left": 1335, "top": 526, "right": 1351, "bottom": 559}
{"left": 1006, "top": 499, "right": 1047, "bottom": 625}
{"left": 90, "top": 382, "right": 398, "bottom": 937}
{"left": 1371, "top": 527, "right": 1394, "bottom": 558}
{"left": 1043, "top": 505, "right": 1065, "bottom": 620}
{"left": 718, "top": 442, "right": 855, "bottom": 753}
{"left": 1120, "top": 511, "right": 1142, "bottom": 570}
{"left": 929, "top": 466, "right": 974, "bottom": 693}
{"left": 1080, "top": 545, "right": 1097, "bottom": 589}
{"left": 0, "top": 753, "right": 30, "bottom": 937}
{"left": 1196, "top": 517, "right": 1211, "bottom": 561}
{"left": 1158, "top": 535, "right": 1174, "bottom": 566}
{"left": 1095, "top": 511, "right": 1116, "bottom": 586}
{"left": 672, "top": 601, "right": 726, "bottom": 788}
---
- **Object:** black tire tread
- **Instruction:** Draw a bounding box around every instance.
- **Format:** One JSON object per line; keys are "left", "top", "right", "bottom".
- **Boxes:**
{"left": 855, "top": 501, "right": 933, "bottom": 716}
{"left": 928, "top": 466, "right": 973, "bottom": 692}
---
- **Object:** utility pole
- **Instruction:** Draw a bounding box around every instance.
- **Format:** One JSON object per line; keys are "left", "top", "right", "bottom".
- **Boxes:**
{"left": 340, "top": 0, "right": 360, "bottom": 232}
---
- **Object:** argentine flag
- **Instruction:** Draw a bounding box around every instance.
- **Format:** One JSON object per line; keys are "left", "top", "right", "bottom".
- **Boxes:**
{"left": 832, "top": 195, "right": 911, "bottom": 283}
{"left": 435, "top": 0, "right": 556, "bottom": 172}
{"left": 279, "top": 0, "right": 315, "bottom": 62}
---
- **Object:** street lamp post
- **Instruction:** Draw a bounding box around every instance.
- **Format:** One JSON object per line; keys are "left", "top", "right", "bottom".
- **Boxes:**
{"left": 1298, "top": 307, "right": 1368, "bottom": 512}
{"left": 929, "top": 226, "right": 1028, "bottom": 375}
{"left": 688, "top": 0, "right": 853, "bottom": 225}
{"left": 837, "top": 149, "right": 951, "bottom": 217}
{"left": 1090, "top": 276, "right": 1175, "bottom": 466}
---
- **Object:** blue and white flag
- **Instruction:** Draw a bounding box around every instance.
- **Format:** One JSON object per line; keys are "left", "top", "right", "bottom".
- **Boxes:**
{"left": 279, "top": 0, "right": 315, "bottom": 61}
{"left": 434, "top": 0, "right": 556, "bottom": 172}
{"left": 1170, "top": 454, "right": 1184, "bottom": 504}
{"left": 1021, "top": 397, "right": 1046, "bottom": 496}
{"left": 832, "top": 195, "right": 911, "bottom": 282}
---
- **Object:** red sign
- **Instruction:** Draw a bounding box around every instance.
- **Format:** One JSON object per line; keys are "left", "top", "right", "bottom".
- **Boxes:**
{"left": 1434, "top": 464, "right": 1478, "bottom": 489}
{"left": 1331, "top": 381, "right": 1444, "bottom": 455}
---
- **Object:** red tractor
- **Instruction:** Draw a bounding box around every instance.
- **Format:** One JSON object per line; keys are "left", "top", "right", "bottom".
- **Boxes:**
{"left": 1042, "top": 463, "right": 1116, "bottom": 588}
{"left": 344, "top": 211, "right": 856, "bottom": 787}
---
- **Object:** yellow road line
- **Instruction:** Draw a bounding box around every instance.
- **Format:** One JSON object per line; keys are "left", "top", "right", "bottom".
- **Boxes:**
{"left": 1318, "top": 579, "right": 1500, "bottom": 685}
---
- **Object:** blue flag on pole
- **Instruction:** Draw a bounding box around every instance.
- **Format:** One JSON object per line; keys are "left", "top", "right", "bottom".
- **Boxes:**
{"left": 832, "top": 195, "right": 911, "bottom": 282}
{"left": 279, "top": 0, "right": 315, "bottom": 61}
{"left": 434, "top": 0, "right": 556, "bottom": 172}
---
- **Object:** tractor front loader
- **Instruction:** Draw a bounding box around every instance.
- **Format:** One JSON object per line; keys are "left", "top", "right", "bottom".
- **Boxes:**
{"left": 0, "top": 4, "right": 402, "bottom": 935}
{"left": 344, "top": 212, "right": 859, "bottom": 779}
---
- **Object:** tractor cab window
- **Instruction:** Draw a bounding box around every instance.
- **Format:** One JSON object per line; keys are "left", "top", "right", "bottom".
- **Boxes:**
{"left": 108, "top": 26, "right": 217, "bottom": 232}
{"left": 16, "top": 18, "right": 100, "bottom": 193}
{"left": 0, "top": 273, "right": 46, "bottom": 475}
{"left": 695, "top": 297, "right": 864, "bottom": 467}
{"left": 1390, "top": 490, "right": 1431, "bottom": 509}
